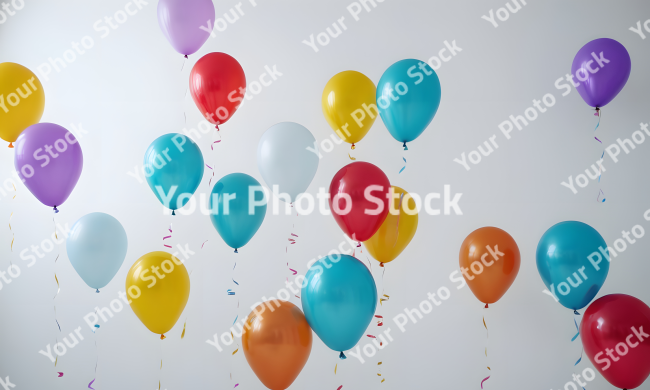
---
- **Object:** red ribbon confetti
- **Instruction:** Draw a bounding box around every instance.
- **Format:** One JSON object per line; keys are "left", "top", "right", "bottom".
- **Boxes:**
{"left": 481, "top": 376, "right": 490, "bottom": 388}
{"left": 57, "top": 372, "right": 63, "bottom": 377}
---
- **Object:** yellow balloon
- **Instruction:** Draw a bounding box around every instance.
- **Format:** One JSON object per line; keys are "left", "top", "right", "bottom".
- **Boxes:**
{"left": 125, "top": 251, "right": 190, "bottom": 336}
{"left": 364, "top": 186, "right": 418, "bottom": 263}
{"left": 0, "top": 63, "right": 45, "bottom": 147}
{"left": 321, "top": 70, "right": 376, "bottom": 148}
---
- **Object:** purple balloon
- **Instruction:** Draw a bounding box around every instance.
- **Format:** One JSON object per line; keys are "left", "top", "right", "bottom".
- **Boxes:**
{"left": 14, "top": 123, "right": 83, "bottom": 212}
{"left": 158, "top": 0, "right": 215, "bottom": 57}
{"left": 571, "top": 38, "right": 631, "bottom": 108}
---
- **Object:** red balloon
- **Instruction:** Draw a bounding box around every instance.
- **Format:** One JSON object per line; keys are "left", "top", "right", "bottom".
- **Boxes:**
{"left": 328, "top": 162, "right": 390, "bottom": 242}
{"left": 581, "top": 294, "right": 650, "bottom": 389}
{"left": 189, "top": 52, "right": 245, "bottom": 127}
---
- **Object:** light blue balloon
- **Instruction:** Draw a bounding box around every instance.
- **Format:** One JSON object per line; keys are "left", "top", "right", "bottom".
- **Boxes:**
{"left": 67, "top": 212, "right": 128, "bottom": 292}
{"left": 301, "top": 254, "right": 377, "bottom": 357}
{"left": 209, "top": 173, "right": 267, "bottom": 252}
{"left": 257, "top": 122, "right": 319, "bottom": 203}
{"left": 145, "top": 133, "right": 204, "bottom": 214}
{"left": 376, "top": 59, "right": 441, "bottom": 149}
{"left": 536, "top": 221, "right": 609, "bottom": 311}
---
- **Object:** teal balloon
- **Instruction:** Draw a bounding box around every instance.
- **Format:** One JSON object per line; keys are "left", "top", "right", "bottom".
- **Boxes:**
{"left": 67, "top": 212, "right": 128, "bottom": 291}
{"left": 536, "top": 221, "right": 609, "bottom": 311}
{"left": 209, "top": 173, "right": 267, "bottom": 251}
{"left": 144, "top": 133, "right": 204, "bottom": 213}
{"left": 376, "top": 59, "right": 441, "bottom": 148}
{"left": 301, "top": 254, "right": 377, "bottom": 355}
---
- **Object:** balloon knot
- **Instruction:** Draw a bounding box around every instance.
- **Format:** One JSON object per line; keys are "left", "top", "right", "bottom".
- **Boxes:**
{"left": 8, "top": 142, "right": 14, "bottom": 148}
{"left": 216, "top": 123, "right": 220, "bottom": 131}
{"left": 403, "top": 142, "right": 408, "bottom": 151}
{"left": 172, "top": 210, "right": 176, "bottom": 215}
{"left": 160, "top": 334, "right": 166, "bottom": 340}
{"left": 53, "top": 206, "right": 59, "bottom": 214}
{"left": 339, "top": 351, "right": 347, "bottom": 360}
{"left": 351, "top": 143, "right": 355, "bottom": 150}
{"left": 356, "top": 242, "right": 361, "bottom": 248}
{"left": 96, "top": 289, "right": 100, "bottom": 293}
{"left": 574, "top": 310, "right": 580, "bottom": 315}
{"left": 184, "top": 55, "right": 188, "bottom": 59}
{"left": 379, "top": 262, "right": 385, "bottom": 268}
{"left": 234, "top": 248, "right": 239, "bottom": 253}
{"left": 485, "top": 303, "right": 489, "bottom": 308}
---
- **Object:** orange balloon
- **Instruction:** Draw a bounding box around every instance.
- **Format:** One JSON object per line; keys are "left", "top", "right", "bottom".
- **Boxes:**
{"left": 458, "top": 227, "right": 520, "bottom": 306}
{"left": 242, "top": 300, "right": 312, "bottom": 390}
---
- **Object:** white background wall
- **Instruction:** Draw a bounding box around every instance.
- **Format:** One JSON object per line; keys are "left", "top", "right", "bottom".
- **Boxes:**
{"left": 2, "top": 0, "right": 650, "bottom": 389}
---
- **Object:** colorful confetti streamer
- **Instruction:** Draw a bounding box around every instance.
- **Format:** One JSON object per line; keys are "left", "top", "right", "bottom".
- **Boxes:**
{"left": 57, "top": 372, "right": 63, "bottom": 377}
{"left": 398, "top": 157, "right": 407, "bottom": 174}
{"left": 481, "top": 376, "right": 490, "bottom": 389}
{"left": 571, "top": 317, "right": 580, "bottom": 342}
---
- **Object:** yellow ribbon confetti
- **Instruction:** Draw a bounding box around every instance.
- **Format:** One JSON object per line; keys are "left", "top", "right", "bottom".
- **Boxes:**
{"left": 181, "top": 321, "right": 187, "bottom": 339}
{"left": 348, "top": 153, "right": 356, "bottom": 160}
{"left": 9, "top": 211, "right": 14, "bottom": 252}
{"left": 335, "top": 364, "right": 337, "bottom": 374}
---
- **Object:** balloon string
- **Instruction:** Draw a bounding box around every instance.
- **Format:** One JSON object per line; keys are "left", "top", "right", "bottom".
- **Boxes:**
{"left": 593, "top": 108, "right": 606, "bottom": 203}
{"left": 9, "top": 183, "right": 16, "bottom": 258}
{"left": 158, "top": 347, "right": 163, "bottom": 390}
{"left": 335, "top": 353, "right": 343, "bottom": 390}
{"left": 286, "top": 214, "right": 300, "bottom": 300}
{"left": 89, "top": 309, "right": 98, "bottom": 390}
{"left": 52, "top": 217, "right": 62, "bottom": 377}
{"left": 207, "top": 129, "right": 222, "bottom": 188}
{"left": 163, "top": 223, "right": 172, "bottom": 249}
{"left": 482, "top": 308, "right": 491, "bottom": 388}
{"left": 571, "top": 312, "right": 586, "bottom": 389}
{"left": 229, "top": 253, "right": 239, "bottom": 388}
{"left": 375, "top": 266, "right": 387, "bottom": 383}
{"left": 398, "top": 157, "right": 406, "bottom": 174}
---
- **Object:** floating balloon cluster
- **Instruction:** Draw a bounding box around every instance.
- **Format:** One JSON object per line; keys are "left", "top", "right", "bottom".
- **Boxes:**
{"left": 1, "top": 3, "right": 647, "bottom": 389}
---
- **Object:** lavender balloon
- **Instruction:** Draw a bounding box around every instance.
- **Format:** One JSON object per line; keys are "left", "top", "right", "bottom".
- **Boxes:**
{"left": 157, "top": 0, "right": 215, "bottom": 57}
{"left": 571, "top": 38, "right": 631, "bottom": 108}
{"left": 14, "top": 123, "right": 83, "bottom": 212}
